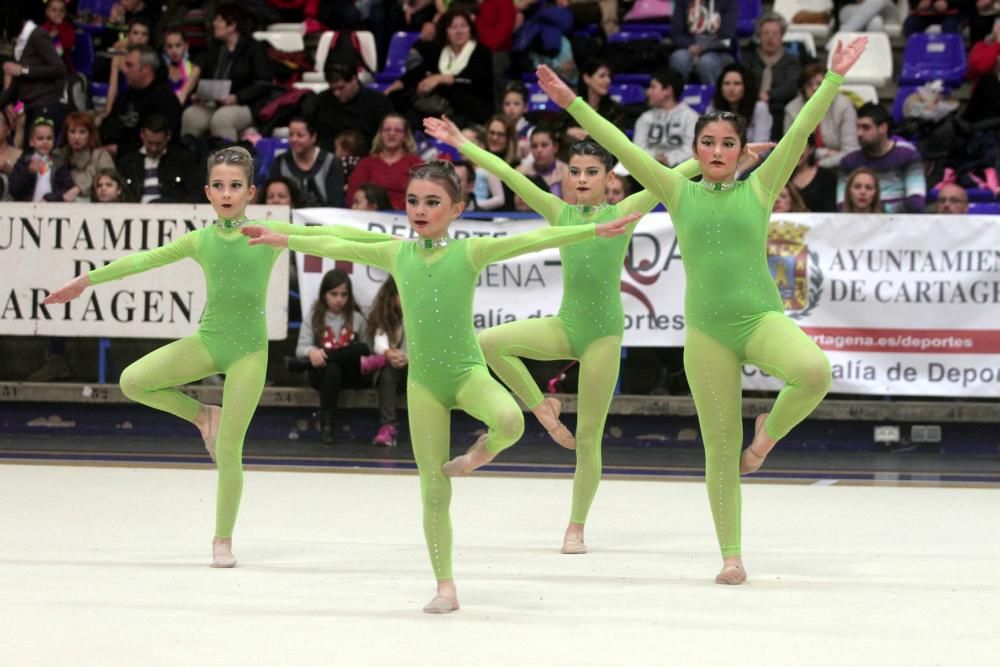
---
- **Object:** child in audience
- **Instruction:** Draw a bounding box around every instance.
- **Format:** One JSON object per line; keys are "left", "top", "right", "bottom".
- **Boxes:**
{"left": 352, "top": 183, "right": 393, "bottom": 211}
{"left": 94, "top": 168, "right": 129, "bottom": 202}
{"left": 9, "top": 118, "right": 75, "bottom": 202}
{"left": 367, "top": 277, "right": 407, "bottom": 447}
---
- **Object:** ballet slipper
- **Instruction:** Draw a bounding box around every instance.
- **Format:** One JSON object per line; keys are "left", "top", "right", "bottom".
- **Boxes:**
{"left": 200, "top": 405, "right": 222, "bottom": 463}
{"left": 442, "top": 434, "right": 495, "bottom": 477}
{"left": 740, "top": 413, "right": 771, "bottom": 475}
{"left": 211, "top": 537, "right": 237, "bottom": 568}
{"left": 422, "top": 595, "right": 460, "bottom": 614}
{"left": 561, "top": 534, "right": 587, "bottom": 554}
{"left": 715, "top": 563, "right": 747, "bottom": 585}
{"left": 539, "top": 397, "right": 576, "bottom": 450}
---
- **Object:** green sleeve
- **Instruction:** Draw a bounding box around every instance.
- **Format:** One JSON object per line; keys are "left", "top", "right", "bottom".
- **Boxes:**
{"left": 88, "top": 230, "right": 198, "bottom": 285}
{"left": 263, "top": 220, "right": 394, "bottom": 242}
{"left": 287, "top": 235, "right": 398, "bottom": 272}
{"left": 567, "top": 97, "right": 686, "bottom": 210}
{"left": 617, "top": 158, "right": 702, "bottom": 217}
{"left": 469, "top": 223, "right": 596, "bottom": 270}
{"left": 753, "top": 71, "right": 844, "bottom": 206}
{"left": 459, "top": 141, "right": 565, "bottom": 223}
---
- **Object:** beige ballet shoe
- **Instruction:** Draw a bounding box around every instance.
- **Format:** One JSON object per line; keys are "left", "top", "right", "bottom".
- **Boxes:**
{"left": 211, "top": 537, "right": 236, "bottom": 568}
{"left": 201, "top": 405, "right": 222, "bottom": 463}
{"left": 561, "top": 534, "right": 587, "bottom": 554}
{"left": 715, "top": 563, "right": 747, "bottom": 585}
{"left": 422, "top": 595, "right": 460, "bottom": 614}
{"left": 442, "top": 434, "right": 494, "bottom": 477}
{"left": 740, "top": 413, "right": 770, "bottom": 475}
{"left": 540, "top": 397, "right": 576, "bottom": 450}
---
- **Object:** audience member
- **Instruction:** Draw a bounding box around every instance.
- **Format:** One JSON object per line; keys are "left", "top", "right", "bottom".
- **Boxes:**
{"left": 708, "top": 64, "right": 772, "bottom": 143}
{"left": 968, "top": 17, "right": 1000, "bottom": 83}
{"left": 346, "top": 113, "right": 423, "bottom": 210}
{"left": 334, "top": 129, "right": 367, "bottom": 189}
{"left": 476, "top": 0, "right": 518, "bottom": 101}
{"left": 268, "top": 117, "right": 345, "bottom": 207}
{"left": 163, "top": 27, "right": 199, "bottom": 106}
{"left": 837, "top": 0, "right": 899, "bottom": 31}
{"left": 182, "top": 3, "right": 274, "bottom": 141}
{"left": 842, "top": 167, "right": 884, "bottom": 213}
{"left": 514, "top": 173, "right": 551, "bottom": 212}
{"left": 118, "top": 114, "right": 201, "bottom": 203}
{"left": 936, "top": 183, "right": 970, "bottom": 213}
{"left": 784, "top": 62, "right": 859, "bottom": 168}
{"left": 93, "top": 167, "right": 130, "bottom": 203}
{"left": 633, "top": 66, "right": 699, "bottom": 167}
{"left": 41, "top": 0, "right": 75, "bottom": 74}
{"left": 352, "top": 183, "right": 393, "bottom": 211}
{"left": 57, "top": 112, "right": 115, "bottom": 201}
{"left": 102, "top": 19, "right": 152, "bottom": 118}
{"left": 791, "top": 135, "right": 838, "bottom": 213}
{"left": 313, "top": 59, "right": 393, "bottom": 153}
{"left": 606, "top": 171, "right": 630, "bottom": 204}
{"left": 8, "top": 117, "right": 74, "bottom": 202}
{"left": 366, "top": 276, "right": 407, "bottom": 447}
{"left": 670, "top": 0, "right": 737, "bottom": 85}
{"left": 773, "top": 183, "right": 809, "bottom": 213}
{"left": 485, "top": 114, "right": 519, "bottom": 166}
{"left": 0, "top": 14, "right": 68, "bottom": 147}
{"left": 742, "top": 12, "right": 801, "bottom": 142}
{"left": 258, "top": 175, "right": 307, "bottom": 208}
{"left": 453, "top": 160, "right": 479, "bottom": 210}
{"left": 517, "top": 126, "right": 568, "bottom": 199}
{"left": 110, "top": 0, "right": 162, "bottom": 30}
{"left": 564, "top": 59, "right": 625, "bottom": 142}
{"left": 903, "top": 0, "right": 969, "bottom": 36}
{"left": 0, "top": 114, "right": 25, "bottom": 193}
{"left": 838, "top": 103, "right": 926, "bottom": 213}
{"left": 501, "top": 82, "right": 533, "bottom": 160}
{"left": 100, "top": 45, "right": 182, "bottom": 157}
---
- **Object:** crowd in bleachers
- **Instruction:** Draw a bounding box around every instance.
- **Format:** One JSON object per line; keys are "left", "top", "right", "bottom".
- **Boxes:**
{"left": 1, "top": 0, "right": 998, "bottom": 214}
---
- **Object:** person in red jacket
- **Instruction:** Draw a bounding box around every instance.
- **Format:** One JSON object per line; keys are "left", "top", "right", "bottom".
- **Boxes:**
{"left": 968, "top": 17, "right": 1000, "bottom": 83}
{"left": 42, "top": 0, "right": 75, "bottom": 74}
{"left": 346, "top": 113, "right": 423, "bottom": 210}
{"left": 477, "top": 0, "right": 518, "bottom": 102}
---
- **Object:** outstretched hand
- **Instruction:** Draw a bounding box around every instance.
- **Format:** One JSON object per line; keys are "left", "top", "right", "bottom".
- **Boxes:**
{"left": 535, "top": 64, "right": 577, "bottom": 110}
{"left": 830, "top": 36, "right": 868, "bottom": 77}
{"left": 739, "top": 141, "right": 776, "bottom": 172}
{"left": 242, "top": 225, "right": 289, "bottom": 248}
{"left": 422, "top": 115, "right": 466, "bottom": 149}
{"left": 595, "top": 212, "right": 642, "bottom": 238}
{"left": 43, "top": 274, "right": 90, "bottom": 305}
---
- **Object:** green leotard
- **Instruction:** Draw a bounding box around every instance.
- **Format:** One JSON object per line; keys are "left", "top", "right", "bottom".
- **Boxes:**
{"left": 569, "top": 72, "right": 841, "bottom": 557}
{"left": 287, "top": 224, "right": 597, "bottom": 580}
{"left": 88, "top": 221, "right": 385, "bottom": 538}
{"left": 460, "top": 141, "right": 701, "bottom": 524}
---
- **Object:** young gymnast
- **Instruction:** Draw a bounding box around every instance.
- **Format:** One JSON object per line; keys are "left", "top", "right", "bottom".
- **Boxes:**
{"left": 534, "top": 37, "right": 869, "bottom": 584}
{"left": 241, "top": 161, "right": 638, "bottom": 613}
{"left": 43, "top": 146, "right": 388, "bottom": 569}
{"left": 424, "top": 115, "right": 703, "bottom": 555}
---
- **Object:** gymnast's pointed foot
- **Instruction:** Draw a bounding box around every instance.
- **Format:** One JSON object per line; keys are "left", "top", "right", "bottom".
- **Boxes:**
{"left": 442, "top": 434, "right": 495, "bottom": 477}
{"left": 740, "top": 413, "right": 775, "bottom": 475}
{"left": 423, "top": 580, "right": 460, "bottom": 614}
{"left": 211, "top": 537, "right": 237, "bottom": 568}
{"left": 197, "top": 404, "right": 222, "bottom": 463}
{"left": 561, "top": 522, "right": 587, "bottom": 554}
{"left": 715, "top": 557, "right": 747, "bottom": 585}
{"left": 534, "top": 397, "right": 576, "bottom": 450}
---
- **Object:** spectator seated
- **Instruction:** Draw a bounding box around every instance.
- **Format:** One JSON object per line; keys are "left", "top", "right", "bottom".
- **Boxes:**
{"left": 900, "top": 33, "right": 967, "bottom": 87}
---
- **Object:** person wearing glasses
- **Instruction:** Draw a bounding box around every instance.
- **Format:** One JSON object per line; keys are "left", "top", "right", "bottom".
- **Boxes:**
{"left": 535, "top": 36, "right": 870, "bottom": 586}
{"left": 346, "top": 113, "right": 423, "bottom": 210}
{"left": 43, "top": 147, "right": 389, "bottom": 570}
{"left": 240, "top": 161, "right": 639, "bottom": 614}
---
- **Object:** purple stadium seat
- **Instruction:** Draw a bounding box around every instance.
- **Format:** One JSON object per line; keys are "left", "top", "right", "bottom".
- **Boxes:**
{"left": 253, "top": 138, "right": 289, "bottom": 187}
{"left": 526, "top": 82, "right": 560, "bottom": 112}
{"left": 927, "top": 188, "right": 994, "bottom": 203}
{"left": 375, "top": 32, "right": 420, "bottom": 83}
{"left": 609, "top": 83, "right": 646, "bottom": 106}
{"left": 608, "top": 30, "right": 664, "bottom": 43}
{"left": 900, "top": 33, "right": 967, "bottom": 87}
{"left": 738, "top": 0, "right": 762, "bottom": 38}
{"left": 77, "top": 0, "right": 117, "bottom": 17}
{"left": 682, "top": 84, "right": 714, "bottom": 113}
{"left": 614, "top": 73, "right": 652, "bottom": 86}
{"left": 72, "top": 30, "right": 95, "bottom": 78}
{"left": 366, "top": 81, "right": 392, "bottom": 94}
{"left": 620, "top": 23, "right": 670, "bottom": 34}
{"left": 967, "top": 202, "right": 1000, "bottom": 215}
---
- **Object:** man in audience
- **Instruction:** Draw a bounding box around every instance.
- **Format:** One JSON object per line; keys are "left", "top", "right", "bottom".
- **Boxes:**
{"left": 0, "top": 13, "right": 68, "bottom": 146}
{"left": 100, "top": 45, "right": 181, "bottom": 158}
{"left": 311, "top": 58, "right": 393, "bottom": 153}
{"left": 838, "top": 103, "right": 926, "bottom": 213}
{"left": 669, "top": 0, "right": 738, "bottom": 85}
{"left": 118, "top": 114, "right": 201, "bottom": 203}
{"left": 936, "top": 184, "right": 969, "bottom": 214}
{"left": 633, "top": 66, "right": 699, "bottom": 167}
{"left": 742, "top": 12, "right": 801, "bottom": 142}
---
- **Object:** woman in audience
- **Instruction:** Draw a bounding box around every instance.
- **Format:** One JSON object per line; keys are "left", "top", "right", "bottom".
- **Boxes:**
{"left": 346, "top": 113, "right": 423, "bottom": 210}
{"left": 0, "top": 114, "right": 24, "bottom": 197}
{"left": 563, "top": 59, "right": 625, "bottom": 142}
{"left": 791, "top": 135, "right": 838, "bottom": 213}
{"left": 772, "top": 183, "right": 809, "bottom": 213}
{"left": 58, "top": 112, "right": 115, "bottom": 201}
{"left": 784, "top": 63, "right": 859, "bottom": 168}
{"left": 842, "top": 167, "right": 884, "bottom": 213}
{"left": 267, "top": 116, "right": 345, "bottom": 207}
{"left": 708, "top": 64, "right": 772, "bottom": 143}
{"left": 257, "top": 175, "right": 307, "bottom": 209}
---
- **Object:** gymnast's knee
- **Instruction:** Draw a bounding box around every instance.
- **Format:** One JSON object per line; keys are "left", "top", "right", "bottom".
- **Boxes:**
{"left": 118, "top": 364, "right": 146, "bottom": 401}
{"left": 799, "top": 354, "right": 833, "bottom": 396}
{"left": 492, "top": 406, "right": 524, "bottom": 447}
{"left": 476, "top": 329, "right": 501, "bottom": 360}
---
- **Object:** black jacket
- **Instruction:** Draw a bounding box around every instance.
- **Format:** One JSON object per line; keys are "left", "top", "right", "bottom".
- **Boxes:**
{"left": 118, "top": 145, "right": 203, "bottom": 204}
{"left": 0, "top": 25, "right": 67, "bottom": 110}
{"left": 311, "top": 86, "right": 393, "bottom": 152}
{"left": 195, "top": 36, "right": 276, "bottom": 115}
{"left": 8, "top": 152, "right": 75, "bottom": 202}
{"left": 268, "top": 148, "right": 345, "bottom": 207}
{"left": 100, "top": 80, "right": 182, "bottom": 157}
{"left": 398, "top": 40, "right": 495, "bottom": 125}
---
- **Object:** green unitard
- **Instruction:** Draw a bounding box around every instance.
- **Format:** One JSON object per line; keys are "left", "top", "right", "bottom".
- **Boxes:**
{"left": 88, "top": 220, "right": 386, "bottom": 538}
{"left": 459, "top": 141, "right": 700, "bottom": 526}
{"left": 287, "top": 224, "right": 597, "bottom": 580}
{"left": 568, "top": 72, "right": 841, "bottom": 557}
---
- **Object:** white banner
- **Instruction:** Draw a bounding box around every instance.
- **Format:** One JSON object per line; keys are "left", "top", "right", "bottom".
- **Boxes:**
{"left": 1, "top": 203, "right": 290, "bottom": 339}
{"left": 293, "top": 209, "right": 1000, "bottom": 397}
